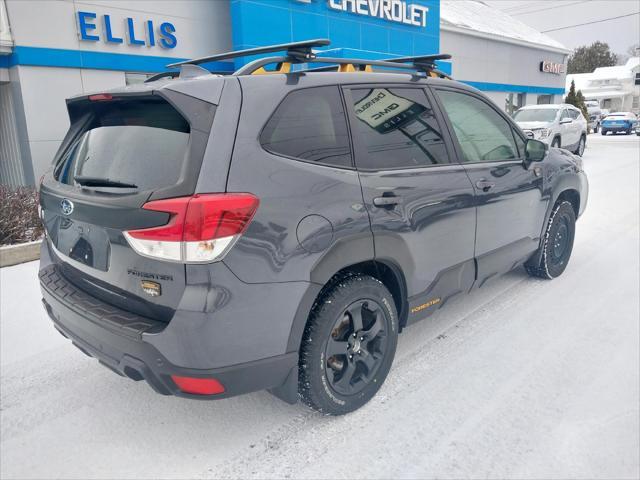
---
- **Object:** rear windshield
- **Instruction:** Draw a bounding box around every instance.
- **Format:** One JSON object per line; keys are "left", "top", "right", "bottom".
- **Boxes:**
{"left": 513, "top": 108, "right": 558, "bottom": 122}
{"left": 54, "top": 97, "right": 190, "bottom": 191}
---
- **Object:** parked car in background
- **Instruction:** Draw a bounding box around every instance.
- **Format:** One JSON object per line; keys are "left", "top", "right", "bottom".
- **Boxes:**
{"left": 514, "top": 104, "right": 588, "bottom": 156}
{"left": 635, "top": 122, "right": 640, "bottom": 136}
{"left": 600, "top": 112, "right": 638, "bottom": 135}
{"left": 584, "top": 100, "right": 602, "bottom": 133}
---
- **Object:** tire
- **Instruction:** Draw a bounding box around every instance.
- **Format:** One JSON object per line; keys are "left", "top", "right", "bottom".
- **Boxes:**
{"left": 593, "top": 124, "right": 599, "bottom": 133}
{"left": 298, "top": 274, "right": 399, "bottom": 415}
{"left": 573, "top": 135, "right": 586, "bottom": 156}
{"left": 526, "top": 201, "right": 576, "bottom": 279}
{"left": 551, "top": 137, "right": 561, "bottom": 148}
{"left": 601, "top": 130, "right": 607, "bottom": 136}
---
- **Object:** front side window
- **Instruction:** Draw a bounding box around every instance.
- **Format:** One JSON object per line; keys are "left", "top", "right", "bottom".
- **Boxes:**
{"left": 260, "top": 86, "right": 351, "bottom": 168}
{"left": 437, "top": 90, "right": 519, "bottom": 163}
{"left": 349, "top": 87, "right": 450, "bottom": 169}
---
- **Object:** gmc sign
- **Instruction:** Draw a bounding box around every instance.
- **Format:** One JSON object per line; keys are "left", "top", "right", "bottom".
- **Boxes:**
{"left": 540, "top": 60, "right": 565, "bottom": 75}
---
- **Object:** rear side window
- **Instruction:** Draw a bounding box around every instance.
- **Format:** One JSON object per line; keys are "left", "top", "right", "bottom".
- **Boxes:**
{"left": 349, "top": 87, "right": 450, "bottom": 169}
{"left": 260, "top": 86, "right": 352, "bottom": 168}
{"left": 437, "top": 90, "right": 519, "bottom": 163}
{"left": 54, "top": 97, "right": 190, "bottom": 191}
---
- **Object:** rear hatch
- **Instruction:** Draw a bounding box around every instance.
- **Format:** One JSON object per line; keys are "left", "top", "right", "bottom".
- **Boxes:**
{"left": 40, "top": 87, "right": 217, "bottom": 321}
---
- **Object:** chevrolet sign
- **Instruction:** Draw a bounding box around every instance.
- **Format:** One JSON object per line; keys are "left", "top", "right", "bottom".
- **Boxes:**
{"left": 328, "top": 0, "right": 429, "bottom": 28}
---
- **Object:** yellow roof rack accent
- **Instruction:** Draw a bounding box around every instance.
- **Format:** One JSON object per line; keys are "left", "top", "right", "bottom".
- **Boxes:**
{"left": 338, "top": 63, "right": 373, "bottom": 73}
{"left": 251, "top": 62, "right": 291, "bottom": 75}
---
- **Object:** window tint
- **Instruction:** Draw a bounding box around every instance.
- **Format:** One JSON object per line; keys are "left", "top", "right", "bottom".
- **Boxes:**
{"left": 513, "top": 128, "right": 526, "bottom": 158}
{"left": 437, "top": 90, "right": 519, "bottom": 163}
{"left": 260, "top": 86, "right": 351, "bottom": 168}
{"left": 513, "top": 108, "right": 558, "bottom": 122}
{"left": 350, "top": 88, "right": 449, "bottom": 169}
{"left": 54, "top": 98, "right": 190, "bottom": 191}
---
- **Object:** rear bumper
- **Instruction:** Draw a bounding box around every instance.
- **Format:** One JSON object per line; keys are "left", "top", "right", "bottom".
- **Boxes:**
{"left": 602, "top": 125, "right": 631, "bottom": 132}
{"left": 39, "top": 241, "right": 305, "bottom": 401}
{"left": 41, "top": 275, "right": 297, "bottom": 399}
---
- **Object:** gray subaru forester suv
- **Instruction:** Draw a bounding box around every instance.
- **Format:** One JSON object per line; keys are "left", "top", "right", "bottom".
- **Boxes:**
{"left": 39, "top": 40, "right": 588, "bottom": 415}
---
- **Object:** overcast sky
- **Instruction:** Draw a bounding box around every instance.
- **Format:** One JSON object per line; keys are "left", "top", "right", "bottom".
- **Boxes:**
{"left": 483, "top": 0, "right": 640, "bottom": 55}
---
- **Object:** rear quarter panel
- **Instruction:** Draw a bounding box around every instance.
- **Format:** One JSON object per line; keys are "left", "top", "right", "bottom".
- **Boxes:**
{"left": 223, "top": 74, "right": 375, "bottom": 285}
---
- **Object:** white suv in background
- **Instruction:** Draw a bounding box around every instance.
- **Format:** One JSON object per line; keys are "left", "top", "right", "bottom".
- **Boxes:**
{"left": 513, "top": 104, "right": 588, "bottom": 156}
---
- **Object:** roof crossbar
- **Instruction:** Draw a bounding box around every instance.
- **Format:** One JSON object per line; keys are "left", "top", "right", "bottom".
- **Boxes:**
{"left": 234, "top": 55, "right": 420, "bottom": 76}
{"left": 294, "top": 53, "right": 452, "bottom": 78}
{"left": 384, "top": 53, "right": 453, "bottom": 78}
{"left": 166, "top": 38, "right": 330, "bottom": 68}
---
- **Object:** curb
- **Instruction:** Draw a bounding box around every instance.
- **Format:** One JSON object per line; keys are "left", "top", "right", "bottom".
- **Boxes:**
{"left": 0, "top": 240, "right": 42, "bottom": 268}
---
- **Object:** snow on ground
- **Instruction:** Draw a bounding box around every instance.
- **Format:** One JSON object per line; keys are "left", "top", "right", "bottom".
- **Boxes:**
{"left": 1, "top": 134, "right": 639, "bottom": 479}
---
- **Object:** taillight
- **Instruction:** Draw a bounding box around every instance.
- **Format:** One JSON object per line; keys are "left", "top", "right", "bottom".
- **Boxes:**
{"left": 124, "top": 193, "right": 259, "bottom": 263}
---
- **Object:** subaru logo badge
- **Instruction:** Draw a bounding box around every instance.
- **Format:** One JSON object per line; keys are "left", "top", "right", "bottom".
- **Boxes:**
{"left": 60, "top": 198, "right": 74, "bottom": 216}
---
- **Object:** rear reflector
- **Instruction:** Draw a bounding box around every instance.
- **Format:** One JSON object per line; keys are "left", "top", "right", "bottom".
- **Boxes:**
{"left": 171, "top": 375, "right": 225, "bottom": 395}
{"left": 123, "top": 193, "right": 259, "bottom": 263}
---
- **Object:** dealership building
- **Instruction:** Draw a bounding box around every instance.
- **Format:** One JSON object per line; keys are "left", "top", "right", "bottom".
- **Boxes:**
{"left": 0, "top": 0, "right": 570, "bottom": 186}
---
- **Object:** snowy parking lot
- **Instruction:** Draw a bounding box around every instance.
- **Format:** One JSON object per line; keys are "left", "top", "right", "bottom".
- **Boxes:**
{"left": 1, "top": 134, "right": 639, "bottom": 479}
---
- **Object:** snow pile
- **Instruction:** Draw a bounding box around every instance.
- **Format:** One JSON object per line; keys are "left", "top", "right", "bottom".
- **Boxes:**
{"left": 441, "top": 0, "right": 569, "bottom": 52}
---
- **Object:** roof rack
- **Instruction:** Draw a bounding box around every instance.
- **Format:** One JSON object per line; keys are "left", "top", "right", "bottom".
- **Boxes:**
{"left": 166, "top": 39, "right": 330, "bottom": 68}
{"left": 160, "top": 38, "right": 452, "bottom": 79}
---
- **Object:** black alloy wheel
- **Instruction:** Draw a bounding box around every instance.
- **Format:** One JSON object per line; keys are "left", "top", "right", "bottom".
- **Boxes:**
{"left": 324, "top": 299, "right": 389, "bottom": 396}
{"left": 298, "top": 275, "right": 398, "bottom": 415}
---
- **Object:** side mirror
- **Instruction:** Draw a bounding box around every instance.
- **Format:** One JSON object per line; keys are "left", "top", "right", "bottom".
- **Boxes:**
{"left": 560, "top": 118, "right": 572, "bottom": 124}
{"left": 525, "top": 139, "right": 547, "bottom": 163}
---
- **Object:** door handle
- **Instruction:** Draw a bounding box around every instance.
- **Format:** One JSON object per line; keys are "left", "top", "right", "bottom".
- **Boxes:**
{"left": 475, "top": 180, "right": 495, "bottom": 192}
{"left": 373, "top": 195, "right": 401, "bottom": 207}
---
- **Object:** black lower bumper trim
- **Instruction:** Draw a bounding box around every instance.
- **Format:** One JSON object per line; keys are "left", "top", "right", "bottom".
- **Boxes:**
{"left": 41, "top": 287, "right": 298, "bottom": 401}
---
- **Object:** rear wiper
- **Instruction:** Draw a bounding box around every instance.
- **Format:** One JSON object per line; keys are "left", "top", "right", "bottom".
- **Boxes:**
{"left": 74, "top": 175, "right": 138, "bottom": 189}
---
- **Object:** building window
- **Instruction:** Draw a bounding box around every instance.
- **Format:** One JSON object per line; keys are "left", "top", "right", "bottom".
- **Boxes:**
{"left": 633, "top": 96, "right": 639, "bottom": 109}
{"left": 537, "top": 95, "right": 552, "bottom": 105}
{"left": 635, "top": 73, "right": 640, "bottom": 86}
{"left": 125, "top": 73, "right": 154, "bottom": 85}
{"left": 505, "top": 93, "right": 526, "bottom": 115}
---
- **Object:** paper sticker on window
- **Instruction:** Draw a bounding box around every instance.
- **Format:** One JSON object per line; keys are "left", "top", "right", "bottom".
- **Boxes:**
{"left": 354, "top": 88, "right": 426, "bottom": 134}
